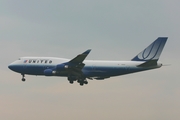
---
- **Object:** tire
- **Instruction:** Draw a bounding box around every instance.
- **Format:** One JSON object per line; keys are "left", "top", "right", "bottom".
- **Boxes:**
{"left": 80, "top": 82, "right": 84, "bottom": 86}
{"left": 22, "top": 78, "right": 25, "bottom": 82}
{"left": 69, "top": 81, "right": 74, "bottom": 84}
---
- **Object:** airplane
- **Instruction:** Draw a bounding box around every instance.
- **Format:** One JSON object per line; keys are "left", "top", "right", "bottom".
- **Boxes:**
{"left": 8, "top": 37, "right": 168, "bottom": 86}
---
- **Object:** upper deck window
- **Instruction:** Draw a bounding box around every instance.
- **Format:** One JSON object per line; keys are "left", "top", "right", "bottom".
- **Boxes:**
{"left": 49, "top": 60, "right": 52, "bottom": 63}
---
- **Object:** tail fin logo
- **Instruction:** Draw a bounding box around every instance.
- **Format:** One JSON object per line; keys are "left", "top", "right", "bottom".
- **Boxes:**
{"left": 138, "top": 39, "right": 162, "bottom": 60}
{"left": 132, "top": 37, "right": 168, "bottom": 61}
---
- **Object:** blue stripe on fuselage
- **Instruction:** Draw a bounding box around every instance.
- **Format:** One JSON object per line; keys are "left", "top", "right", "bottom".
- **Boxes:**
{"left": 9, "top": 64, "right": 155, "bottom": 77}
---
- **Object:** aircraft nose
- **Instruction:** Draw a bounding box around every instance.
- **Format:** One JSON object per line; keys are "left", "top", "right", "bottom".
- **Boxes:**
{"left": 8, "top": 64, "right": 15, "bottom": 71}
{"left": 8, "top": 63, "right": 24, "bottom": 74}
{"left": 8, "top": 62, "right": 20, "bottom": 72}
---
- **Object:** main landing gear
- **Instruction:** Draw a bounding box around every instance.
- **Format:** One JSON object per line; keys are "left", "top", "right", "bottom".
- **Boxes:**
{"left": 68, "top": 77, "right": 88, "bottom": 86}
{"left": 77, "top": 79, "right": 88, "bottom": 86}
{"left": 69, "top": 80, "right": 74, "bottom": 84}
{"left": 21, "top": 74, "right": 26, "bottom": 82}
{"left": 69, "top": 80, "right": 88, "bottom": 86}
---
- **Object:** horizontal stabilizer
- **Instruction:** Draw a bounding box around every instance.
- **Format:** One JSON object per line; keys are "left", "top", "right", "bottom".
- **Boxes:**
{"left": 137, "top": 60, "right": 158, "bottom": 67}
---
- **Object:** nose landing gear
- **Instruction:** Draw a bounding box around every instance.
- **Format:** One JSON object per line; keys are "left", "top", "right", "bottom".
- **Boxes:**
{"left": 21, "top": 74, "right": 25, "bottom": 82}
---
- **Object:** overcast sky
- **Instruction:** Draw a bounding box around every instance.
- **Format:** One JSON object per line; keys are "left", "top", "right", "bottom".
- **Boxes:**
{"left": 0, "top": 0, "right": 179, "bottom": 120}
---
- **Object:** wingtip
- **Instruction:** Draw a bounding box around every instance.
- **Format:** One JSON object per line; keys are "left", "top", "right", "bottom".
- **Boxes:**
{"left": 158, "top": 37, "right": 168, "bottom": 40}
{"left": 83, "top": 49, "right": 92, "bottom": 54}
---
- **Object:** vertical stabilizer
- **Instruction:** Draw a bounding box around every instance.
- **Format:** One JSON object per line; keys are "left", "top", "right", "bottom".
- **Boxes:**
{"left": 132, "top": 37, "right": 168, "bottom": 61}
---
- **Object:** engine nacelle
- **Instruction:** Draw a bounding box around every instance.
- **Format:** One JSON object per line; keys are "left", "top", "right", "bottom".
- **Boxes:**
{"left": 44, "top": 69, "right": 56, "bottom": 76}
{"left": 56, "top": 64, "right": 69, "bottom": 71}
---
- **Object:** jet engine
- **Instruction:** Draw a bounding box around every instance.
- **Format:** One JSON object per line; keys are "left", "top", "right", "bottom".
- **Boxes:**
{"left": 56, "top": 64, "right": 69, "bottom": 71}
{"left": 44, "top": 69, "right": 56, "bottom": 76}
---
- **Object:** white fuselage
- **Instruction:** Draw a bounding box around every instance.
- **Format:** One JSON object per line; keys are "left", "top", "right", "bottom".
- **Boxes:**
{"left": 8, "top": 57, "right": 161, "bottom": 79}
{"left": 8, "top": 37, "right": 167, "bottom": 85}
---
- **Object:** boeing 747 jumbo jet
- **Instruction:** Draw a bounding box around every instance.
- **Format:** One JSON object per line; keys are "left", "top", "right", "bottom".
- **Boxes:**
{"left": 8, "top": 37, "right": 167, "bottom": 86}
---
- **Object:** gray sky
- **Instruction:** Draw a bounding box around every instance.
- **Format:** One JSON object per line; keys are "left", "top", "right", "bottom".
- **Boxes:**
{"left": 0, "top": 0, "right": 179, "bottom": 120}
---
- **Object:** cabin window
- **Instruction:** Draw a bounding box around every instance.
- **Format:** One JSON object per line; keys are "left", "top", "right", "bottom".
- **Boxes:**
{"left": 29, "top": 60, "right": 32, "bottom": 63}
{"left": 33, "top": 60, "right": 36, "bottom": 63}
{"left": 24, "top": 59, "right": 52, "bottom": 64}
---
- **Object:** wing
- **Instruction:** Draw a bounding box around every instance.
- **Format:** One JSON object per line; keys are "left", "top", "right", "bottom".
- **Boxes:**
{"left": 55, "top": 49, "right": 91, "bottom": 75}
{"left": 69, "top": 49, "right": 91, "bottom": 64}
{"left": 45, "top": 49, "right": 92, "bottom": 86}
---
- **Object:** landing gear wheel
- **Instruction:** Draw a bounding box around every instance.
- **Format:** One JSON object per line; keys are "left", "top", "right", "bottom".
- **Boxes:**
{"left": 69, "top": 81, "right": 74, "bottom": 84}
{"left": 21, "top": 74, "right": 25, "bottom": 82}
{"left": 80, "top": 82, "right": 84, "bottom": 86}
{"left": 84, "top": 81, "right": 88, "bottom": 84}
{"left": 22, "top": 78, "right": 25, "bottom": 82}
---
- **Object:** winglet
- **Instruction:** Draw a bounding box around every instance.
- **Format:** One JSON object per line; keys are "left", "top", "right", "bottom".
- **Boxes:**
{"left": 132, "top": 37, "right": 168, "bottom": 61}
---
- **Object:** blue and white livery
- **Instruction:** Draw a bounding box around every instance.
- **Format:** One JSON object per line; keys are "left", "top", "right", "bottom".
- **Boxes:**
{"left": 8, "top": 37, "right": 168, "bottom": 86}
